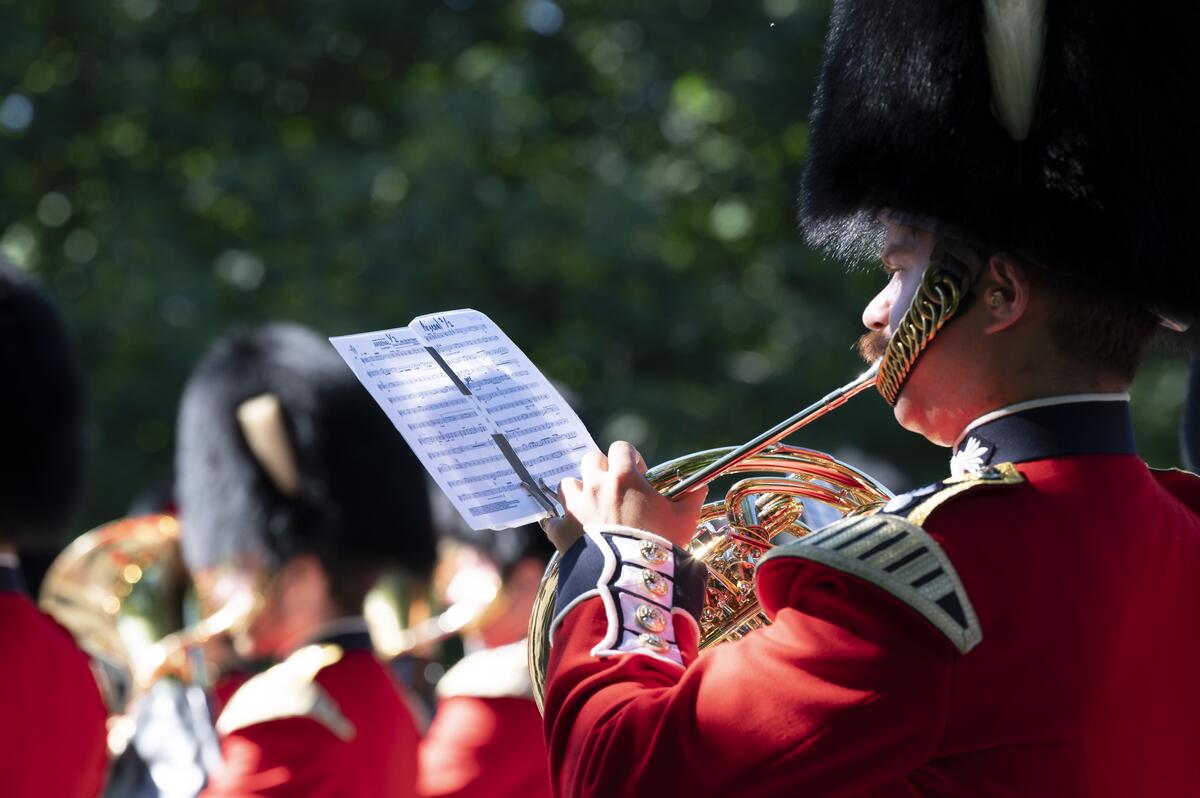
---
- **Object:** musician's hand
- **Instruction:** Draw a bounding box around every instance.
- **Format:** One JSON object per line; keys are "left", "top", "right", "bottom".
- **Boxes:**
{"left": 545, "top": 441, "right": 707, "bottom": 552}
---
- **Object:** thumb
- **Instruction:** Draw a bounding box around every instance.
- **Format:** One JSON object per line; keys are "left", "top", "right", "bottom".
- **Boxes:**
{"left": 540, "top": 515, "right": 583, "bottom": 554}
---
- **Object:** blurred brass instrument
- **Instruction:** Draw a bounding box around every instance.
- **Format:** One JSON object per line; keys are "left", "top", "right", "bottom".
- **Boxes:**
{"left": 39, "top": 515, "right": 255, "bottom": 755}
{"left": 529, "top": 363, "right": 892, "bottom": 708}
{"left": 367, "top": 549, "right": 504, "bottom": 659}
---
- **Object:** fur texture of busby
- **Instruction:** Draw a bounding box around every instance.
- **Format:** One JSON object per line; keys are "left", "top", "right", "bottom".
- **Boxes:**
{"left": 176, "top": 323, "right": 436, "bottom": 580}
{"left": 0, "top": 259, "right": 84, "bottom": 548}
{"left": 800, "top": 0, "right": 1200, "bottom": 320}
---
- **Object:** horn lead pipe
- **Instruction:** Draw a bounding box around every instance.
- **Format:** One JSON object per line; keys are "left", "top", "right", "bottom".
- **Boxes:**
{"left": 660, "top": 362, "right": 880, "bottom": 500}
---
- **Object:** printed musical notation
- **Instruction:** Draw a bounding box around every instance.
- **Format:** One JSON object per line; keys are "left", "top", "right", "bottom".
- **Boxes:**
{"left": 330, "top": 309, "right": 599, "bottom": 531}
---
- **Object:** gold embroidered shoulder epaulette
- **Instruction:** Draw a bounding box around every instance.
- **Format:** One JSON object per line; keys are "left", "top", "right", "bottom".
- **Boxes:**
{"left": 215, "top": 643, "right": 356, "bottom": 741}
{"left": 759, "top": 463, "right": 1024, "bottom": 654}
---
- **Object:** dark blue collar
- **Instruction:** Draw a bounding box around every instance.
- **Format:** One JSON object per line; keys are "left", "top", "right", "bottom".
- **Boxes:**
{"left": 308, "top": 617, "right": 376, "bottom": 653}
{"left": 950, "top": 398, "right": 1136, "bottom": 475}
{"left": 0, "top": 564, "right": 26, "bottom": 594}
{"left": 317, "top": 629, "right": 375, "bottom": 652}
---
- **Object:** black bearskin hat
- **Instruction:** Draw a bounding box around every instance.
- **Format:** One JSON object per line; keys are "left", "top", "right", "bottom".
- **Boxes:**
{"left": 0, "top": 259, "right": 85, "bottom": 548}
{"left": 800, "top": 0, "right": 1200, "bottom": 321}
{"left": 176, "top": 323, "right": 436, "bottom": 579}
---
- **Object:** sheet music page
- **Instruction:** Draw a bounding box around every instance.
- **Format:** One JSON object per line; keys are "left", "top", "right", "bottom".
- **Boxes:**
{"left": 330, "top": 309, "right": 599, "bottom": 531}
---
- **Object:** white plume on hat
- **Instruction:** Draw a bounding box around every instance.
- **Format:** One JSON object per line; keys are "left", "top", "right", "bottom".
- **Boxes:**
{"left": 982, "top": 0, "right": 1047, "bottom": 141}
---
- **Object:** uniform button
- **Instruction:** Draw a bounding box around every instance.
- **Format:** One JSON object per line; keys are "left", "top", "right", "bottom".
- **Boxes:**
{"left": 635, "top": 603, "right": 668, "bottom": 633}
{"left": 637, "top": 633, "right": 668, "bottom": 652}
{"left": 641, "top": 569, "right": 668, "bottom": 597}
{"left": 639, "top": 540, "right": 669, "bottom": 565}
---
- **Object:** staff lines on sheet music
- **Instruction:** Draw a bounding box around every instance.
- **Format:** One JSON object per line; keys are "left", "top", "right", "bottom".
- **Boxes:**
{"left": 425, "top": 440, "right": 492, "bottom": 459}
{"left": 487, "top": 393, "right": 550, "bottom": 414}
{"left": 406, "top": 410, "right": 479, "bottom": 431}
{"left": 459, "top": 370, "right": 531, "bottom": 390}
{"left": 417, "top": 424, "right": 490, "bottom": 446}
{"left": 331, "top": 310, "right": 600, "bottom": 531}
{"left": 437, "top": 339, "right": 504, "bottom": 359}
{"left": 420, "top": 323, "right": 490, "bottom": 341}
{"left": 436, "top": 453, "right": 506, "bottom": 474}
{"left": 512, "top": 432, "right": 578, "bottom": 454}
{"left": 383, "top": 384, "right": 463, "bottom": 405}
{"left": 535, "top": 461, "right": 582, "bottom": 481}
{"left": 468, "top": 499, "right": 521, "bottom": 518}
{"left": 493, "top": 408, "right": 554, "bottom": 427}
{"left": 364, "top": 364, "right": 451, "bottom": 384}
{"left": 357, "top": 346, "right": 424, "bottom": 365}
{"left": 504, "top": 418, "right": 570, "bottom": 439}
{"left": 447, "top": 467, "right": 514, "bottom": 488}
{"left": 458, "top": 484, "right": 521, "bottom": 502}
{"left": 473, "top": 381, "right": 540, "bottom": 404}
{"left": 522, "top": 450, "right": 567, "bottom": 467}
{"left": 441, "top": 351, "right": 513, "bottom": 371}
{"left": 364, "top": 359, "right": 443, "bottom": 378}
{"left": 389, "top": 396, "right": 470, "bottom": 416}
{"left": 368, "top": 334, "right": 423, "bottom": 346}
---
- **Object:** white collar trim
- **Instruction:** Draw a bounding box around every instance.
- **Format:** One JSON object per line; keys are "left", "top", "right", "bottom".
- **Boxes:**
{"left": 0, "top": 552, "right": 19, "bottom": 568}
{"left": 953, "top": 392, "right": 1131, "bottom": 449}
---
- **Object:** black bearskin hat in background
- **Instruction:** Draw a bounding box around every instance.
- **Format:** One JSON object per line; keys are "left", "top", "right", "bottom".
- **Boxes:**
{"left": 176, "top": 323, "right": 436, "bottom": 581}
{"left": 800, "top": 0, "right": 1200, "bottom": 321}
{"left": 0, "top": 258, "right": 85, "bottom": 548}
{"left": 430, "top": 490, "right": 556, "bottom": 579}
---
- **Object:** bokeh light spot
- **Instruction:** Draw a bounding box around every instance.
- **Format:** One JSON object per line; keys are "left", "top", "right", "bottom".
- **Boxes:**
{"left": 372, "top": 168, "right": 410, "bottom": 204}
{"left": 0, "top": 94, "right": 34, "bottom": 131}
{"left": 64, "top": 230, "right": 98, "bottom": 263}
{"left": 526, "top": 1, "right": 565, "bottom": 36}
{"left": 214, "top": 249, "right": 265, "bottom": 290}
{"left": 0, "top": 224, "right": 38, "bottom": 268}
{"left": 709, "top": 199, "right": 754, "bottom": 242}
{"left": 120, "top": 0, "right": 159, "bottom": 21}
{"left": 37, "top": 192, "right": 73, "bottom": 228}
{"left": 764, "top": 0, "right": 799, "bottom": 19}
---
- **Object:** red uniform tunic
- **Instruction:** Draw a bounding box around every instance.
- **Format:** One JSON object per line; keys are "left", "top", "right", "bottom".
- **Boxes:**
{"left": 202, "top": 627, "right": 420, "bottom": 798}
{"left": 543, "top": 400, "right": 1200, "bottom": 796}
{"left": 0, "top": 565, "right": 108, "bottom": 798}
{"left": 419, "top": 640, "right": 553, "bottom": 798}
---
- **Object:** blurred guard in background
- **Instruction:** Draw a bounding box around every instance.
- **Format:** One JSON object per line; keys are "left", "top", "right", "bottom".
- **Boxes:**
{"left": 175, "top": 323, "right": 437, "bottom": 797}
{"left": 0, "top": 258, "right": 108, "bottom": 798}
{"left": 417, "top": 517, "right": 554, "bottom": 798}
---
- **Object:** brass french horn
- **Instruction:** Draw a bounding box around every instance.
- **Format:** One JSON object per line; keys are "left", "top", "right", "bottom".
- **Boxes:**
{"left": 527, "top": 363, "right": 893, "bottom": 709}
{"left": 526, "top": 246, "right": 979, "bottom": 709}
{"left": 38, "top": 515, "right": 255, "bottom": 755}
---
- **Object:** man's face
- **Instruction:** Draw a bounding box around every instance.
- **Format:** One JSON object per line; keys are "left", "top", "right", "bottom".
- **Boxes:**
{"left": 859, "top": 222, "right": 990, "bottom": 446}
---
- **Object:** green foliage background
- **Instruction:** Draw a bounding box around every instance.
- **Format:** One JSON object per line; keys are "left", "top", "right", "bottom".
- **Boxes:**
{"left": 0, "top": 0, "right": 1188, "bottom": 539}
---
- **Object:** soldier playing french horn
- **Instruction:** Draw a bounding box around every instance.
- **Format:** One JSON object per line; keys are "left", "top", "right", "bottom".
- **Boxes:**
{"left": 538, "top": 1, "right": 1200, "bottom": 794}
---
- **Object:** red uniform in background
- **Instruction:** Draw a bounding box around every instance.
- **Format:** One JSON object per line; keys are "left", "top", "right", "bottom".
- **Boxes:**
{"left": 203, "top": 627, "right": 420, "bottom": 798}
{"left": 543, "top": 401, "right": 1200, "bottom": 796}
{"left": 0, "top": 562, "right": 107, "bottom": 798}
{"left": 419, "top": 640, "right": 552, "bottom": 798}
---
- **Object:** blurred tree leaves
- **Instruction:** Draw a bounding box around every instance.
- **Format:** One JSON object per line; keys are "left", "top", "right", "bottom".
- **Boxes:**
{"left": 0, "top": 0, "right": 1188, "bottom": 536}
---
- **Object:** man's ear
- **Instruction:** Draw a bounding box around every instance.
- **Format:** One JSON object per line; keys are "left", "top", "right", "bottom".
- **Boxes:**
{"left": 982, "top": 254, "right": 1031, "bottom": 334}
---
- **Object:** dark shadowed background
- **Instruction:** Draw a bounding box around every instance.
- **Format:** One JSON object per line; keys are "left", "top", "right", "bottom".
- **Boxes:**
{"left": 0, "top": 0, "right": 1189, "bottom": 544}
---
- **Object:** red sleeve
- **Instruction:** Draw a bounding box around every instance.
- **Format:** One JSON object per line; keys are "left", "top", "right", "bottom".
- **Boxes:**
{"left": 543, "top": 561, "right": 955, "bottom": 797}
{"left": 201, "top": 718, "right": 338, "bottom": 798}
{"left": 419, "top": 696, "right": 552, "bottom": 798}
